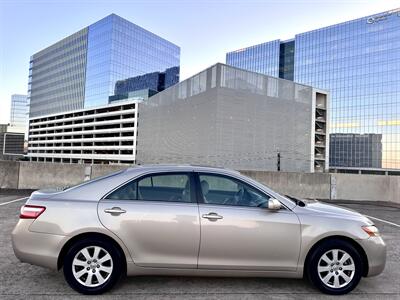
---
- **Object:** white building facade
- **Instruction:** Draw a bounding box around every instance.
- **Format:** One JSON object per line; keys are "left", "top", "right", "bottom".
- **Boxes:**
{"left": 27, "top": 101, "right": 138, "bottom": 164}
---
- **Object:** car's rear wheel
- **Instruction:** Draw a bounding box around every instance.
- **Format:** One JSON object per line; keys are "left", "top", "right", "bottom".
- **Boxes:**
{"left": 306, "top": 239, "right": 363, "bottom": 295}
{"left": 63, "top": 237, "right": 123, "bottom": 294}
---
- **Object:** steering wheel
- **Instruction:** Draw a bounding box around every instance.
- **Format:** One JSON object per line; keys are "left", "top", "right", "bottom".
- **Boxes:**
{"left": 223, "top": 188, "right": 244, "bottom": 205}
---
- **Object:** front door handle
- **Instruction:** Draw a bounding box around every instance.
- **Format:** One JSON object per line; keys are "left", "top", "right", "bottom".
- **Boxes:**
{"left": 202, "top": 212, "right": 223, "bottom": 221}
{"left": 104, "top": 207, "right": 126, "bottom": 215}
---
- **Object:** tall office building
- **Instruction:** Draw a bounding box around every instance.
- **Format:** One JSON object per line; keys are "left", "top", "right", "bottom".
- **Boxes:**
{"left": 28, "top": 14, "right": 180, "bottom": 118}
{"left": 227, "top": 8, "right": 400, "bottom": 170}
{"left": 9, "top": 94, "right": 28, "bottom": 133}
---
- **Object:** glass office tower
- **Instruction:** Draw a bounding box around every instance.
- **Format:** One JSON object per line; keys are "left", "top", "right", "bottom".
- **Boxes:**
{"left": 28, "top": 29, "right": 88, "bottom": 118}
{"left": 28, "top": 14, "right": 180, "bottom": 118}
{"left": 84, "top": 14, "right": 180, "bottom": 108}
{"left": 226, "top": 8, "right": 400, "bottom": 170}
{"left": 9, "top": 94, "right": 28, "bottom": 133}
{"left": 226, "top": 40, "right": 280, "bottom": 77}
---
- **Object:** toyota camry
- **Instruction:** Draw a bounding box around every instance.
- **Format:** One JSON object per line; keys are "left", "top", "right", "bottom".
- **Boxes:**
{"left": 12, "top": 165, "right": 386, "bottom": 295}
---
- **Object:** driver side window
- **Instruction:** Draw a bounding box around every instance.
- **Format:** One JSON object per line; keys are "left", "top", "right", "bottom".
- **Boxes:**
{"left": 198, "top": 174, "right": 270, "bottom": 207}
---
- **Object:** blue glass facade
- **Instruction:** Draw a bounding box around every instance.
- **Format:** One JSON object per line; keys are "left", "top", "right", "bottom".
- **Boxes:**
{"left": 226, "top": 40, "right": 280, "bottom": 77}
{"left": 28, "top": 29, "right": 88, "bottom": 118}
{"left": 29, "top": 14, "right": 180, "bottom": 117}
{"left": 113, "top": 66, "right": 180, "bottom": 98}
{"left": 9, "top": 94, "right": 28, "bottom": 134}
{"left": 226, "top": 9, "right": 400, "bottom": 170}
{"left": 84, "top": 14, "right": 180, "bottom": 108}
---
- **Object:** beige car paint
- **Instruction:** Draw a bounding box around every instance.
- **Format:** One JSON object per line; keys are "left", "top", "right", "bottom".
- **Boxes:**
{"left": 11, "top": 165, "right": 386, "bottom": 281}
{"left": 197, "top": 204, "right": 301, "bottom": 271}
{"left": 98, "top": 200, "right": 200, "bottom": 268}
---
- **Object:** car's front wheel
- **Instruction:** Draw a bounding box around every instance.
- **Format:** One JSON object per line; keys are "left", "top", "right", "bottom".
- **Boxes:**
{"left": 306, "top": 239, "right": 363, "bottom": 295}
{"left": 63, "top": 237, "right": 123, "bottom": 294}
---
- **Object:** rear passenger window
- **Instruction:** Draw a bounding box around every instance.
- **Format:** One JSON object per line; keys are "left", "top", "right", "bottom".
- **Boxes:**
{"left": 106, "top": 180, "right": 137, "bottom": 200}
{"left": 106, "top": 173, "right": 191, "bottom": 203}
{"left": 138, "top": 174, "right": 191, "bottom": 202}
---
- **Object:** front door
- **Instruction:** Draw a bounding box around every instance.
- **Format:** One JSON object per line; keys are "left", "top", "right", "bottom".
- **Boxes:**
{"left": 98, "top": 172, "right": 200, "bottom": 268}
{"left": 196, "top": 173, "right": 301, "bottom": 271}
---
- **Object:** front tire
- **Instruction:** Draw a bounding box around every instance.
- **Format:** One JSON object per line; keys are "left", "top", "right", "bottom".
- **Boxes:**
{"left": 63, "top": 237, "right": 123, "bottom": 295}
{"left": 306, "top": 239, "right": 363, "bottom": 295}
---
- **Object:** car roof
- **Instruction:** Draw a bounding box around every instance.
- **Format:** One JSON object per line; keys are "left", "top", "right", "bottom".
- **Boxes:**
{"left": 124, "top": 164, "right": 242, "bottom": 176}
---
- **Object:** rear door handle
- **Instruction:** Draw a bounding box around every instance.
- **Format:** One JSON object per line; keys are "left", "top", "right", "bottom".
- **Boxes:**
{"left": 104, "top": 207, "right": 126, "bottom": 215}
{"left": 202, "top": 212, "right": 223, "bottom": 221}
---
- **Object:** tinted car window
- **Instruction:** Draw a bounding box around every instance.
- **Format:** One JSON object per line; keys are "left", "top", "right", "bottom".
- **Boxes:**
{"left": 199, "top": 174, "right": 270, "bottom": 207}
{"left": 138, "top": 176, "right": 152, "bottom": 187}
{"left": 138, "top": 174, "right": 191, "bottom": 202}
{"left": 106, "top": 180, "right": 137, "bottom": 200}
{"left": 106, "top": 173, "right": 192, "bottom": 202}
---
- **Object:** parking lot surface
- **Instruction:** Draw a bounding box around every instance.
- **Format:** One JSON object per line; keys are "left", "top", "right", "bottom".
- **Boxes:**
{"left": 0, "top": 191, "right": 399, "bottom": 299}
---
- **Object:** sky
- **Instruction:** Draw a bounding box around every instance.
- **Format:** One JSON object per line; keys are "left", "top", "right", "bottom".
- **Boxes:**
{"left": 0, "top": 0, "right": 398, "bottom": 123}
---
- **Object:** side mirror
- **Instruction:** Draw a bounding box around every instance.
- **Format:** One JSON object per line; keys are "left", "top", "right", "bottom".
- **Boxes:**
{"left": 268, "top": 198, "right": 281, "bottom": 210}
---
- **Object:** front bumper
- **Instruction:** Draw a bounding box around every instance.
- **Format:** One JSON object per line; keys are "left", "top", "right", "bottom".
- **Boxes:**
{"left": 12, "top": 219, "right": 65, "bottom": 270}
{"left": 359, "top": 236, "right": 386, "bottom": 277}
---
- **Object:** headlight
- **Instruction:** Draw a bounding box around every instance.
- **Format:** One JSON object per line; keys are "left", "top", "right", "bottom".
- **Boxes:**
{"left": 362, "top": 225, "right": 380, "bottom": 237}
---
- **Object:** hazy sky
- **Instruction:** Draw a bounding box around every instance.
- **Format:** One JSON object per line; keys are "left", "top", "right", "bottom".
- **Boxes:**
{"left": 0, "top": 0, "right": 398, "bottom": 123}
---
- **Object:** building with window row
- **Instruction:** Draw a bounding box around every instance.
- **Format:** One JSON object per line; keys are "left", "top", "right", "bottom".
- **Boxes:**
{"left": 226, "top": 8, "right": 400, "bottom": 170}
{"left": 9, "top": 94, "right": 28, "bottom": 135}
{"left": 0, "top": 124, "right": 24, "bottom": 161}
{"left": 27, "top": 64, "right": 329, "bottom": 172}
{"left": 27, "top": 101, "right": 138, "bottom": 164}
{"left": 28, "top": 14, "right": 180, "bottom": 118}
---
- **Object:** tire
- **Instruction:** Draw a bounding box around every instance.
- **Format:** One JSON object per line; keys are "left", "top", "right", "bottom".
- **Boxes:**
{"left": 306, "top": 239, "right": 363, "bottom": 295}
{"left": 63, "top": 237, "right": 124, "bottom": 295}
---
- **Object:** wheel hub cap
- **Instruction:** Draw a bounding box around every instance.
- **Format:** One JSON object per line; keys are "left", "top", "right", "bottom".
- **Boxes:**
{"left": 72, "top": 246, "right": 113, "bottom": 287}
{"left": 317, "top": 249, "right": 355, "bottom": 289}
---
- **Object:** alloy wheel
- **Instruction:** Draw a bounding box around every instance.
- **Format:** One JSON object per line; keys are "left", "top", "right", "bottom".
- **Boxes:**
{"left": 317, "top": 249, "right": 355, "bottom": 289}
{"left": 72, "top": 246, "right": 113, "bottom": 287}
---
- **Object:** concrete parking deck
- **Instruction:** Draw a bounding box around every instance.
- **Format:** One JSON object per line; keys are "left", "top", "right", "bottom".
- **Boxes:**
{"left": 0, "top": 191, "right": 399, "bottom": 299}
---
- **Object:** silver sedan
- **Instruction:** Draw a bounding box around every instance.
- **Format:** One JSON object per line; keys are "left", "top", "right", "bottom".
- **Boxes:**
{"left": 12, "top": 165, "right": 386, "bottom": 295}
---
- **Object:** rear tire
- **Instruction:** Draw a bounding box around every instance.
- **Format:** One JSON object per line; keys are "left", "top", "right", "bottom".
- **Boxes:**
{"left": 306, "top": 239, "right": 363, "bottom": 295}
{"left": 63, "top": 237, "right": 123, "bottom": 295}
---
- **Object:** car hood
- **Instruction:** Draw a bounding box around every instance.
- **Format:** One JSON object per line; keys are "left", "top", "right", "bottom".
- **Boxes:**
{"left": 296, "top": 200, "right": 373, "bottom": 224}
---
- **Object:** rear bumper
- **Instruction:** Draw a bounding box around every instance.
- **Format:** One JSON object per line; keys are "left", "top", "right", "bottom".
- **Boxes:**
{"left": 359, "top": 236, "right": 386, "bottom": 277}
{"left": 11, "top": 219, "right": 65, "bottom": 270}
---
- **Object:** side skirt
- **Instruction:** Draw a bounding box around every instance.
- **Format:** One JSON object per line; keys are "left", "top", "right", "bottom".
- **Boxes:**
{"left": 126, "top": 262, "right": 303, "bottom": 278}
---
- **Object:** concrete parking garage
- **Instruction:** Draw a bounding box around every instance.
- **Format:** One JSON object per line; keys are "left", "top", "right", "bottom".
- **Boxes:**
{"left": 0, "top": 191, "right": 399, "bottom": 299}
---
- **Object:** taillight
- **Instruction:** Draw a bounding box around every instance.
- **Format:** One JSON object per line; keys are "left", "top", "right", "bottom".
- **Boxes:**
{"left": 20, "top": 205, "right": 46, "bottom": 219}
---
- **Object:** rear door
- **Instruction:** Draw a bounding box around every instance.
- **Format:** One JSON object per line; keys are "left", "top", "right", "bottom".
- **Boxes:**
{"left": 98, "top": 172, "right": 200, "bottom": 268}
